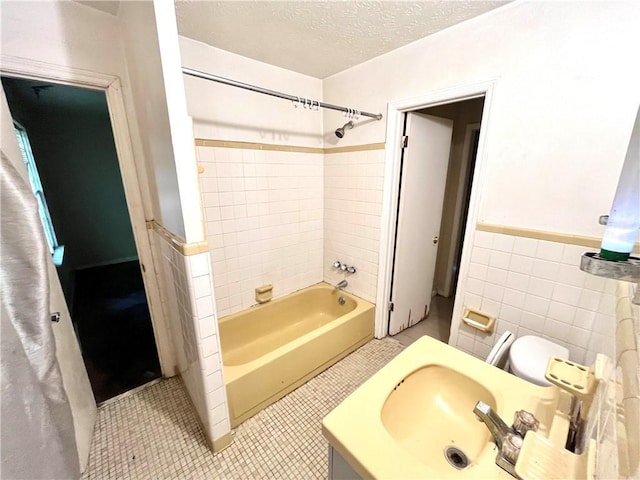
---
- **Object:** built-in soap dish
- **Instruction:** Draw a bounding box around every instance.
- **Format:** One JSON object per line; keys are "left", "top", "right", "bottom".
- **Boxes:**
{"left": 255, "top": 284, "right": 273, "bottom": 304}
{"left": 545, "top": 357, "right": 597, "bottom": 413}
{"left": 461, "top": 307, "right": 495, "bottom": 333}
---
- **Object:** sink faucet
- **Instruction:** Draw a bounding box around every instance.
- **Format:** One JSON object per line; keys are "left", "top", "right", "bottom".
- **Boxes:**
{"left": 335, "top": 280, "right": 348, "bottom": 291}
{"left": 474, "top": 401, "right": 523, "bottom": 478}
{"left": 473, "top": 401, "right": 512, "bottom": 450}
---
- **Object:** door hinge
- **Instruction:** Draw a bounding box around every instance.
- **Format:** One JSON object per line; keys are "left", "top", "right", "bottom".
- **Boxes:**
{"left": 50, "top": 312, "right": 60, "bottom": 323}
{"left": 401, "top": 136, "right": 408, "bottom": 148}
{"left": 388, "top": 301, "right": 394, "bottom": 312}
{"left": 140, "top": 263, "right": 146, "bottom": 273}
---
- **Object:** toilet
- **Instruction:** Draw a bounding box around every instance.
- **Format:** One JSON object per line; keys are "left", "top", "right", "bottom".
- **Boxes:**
{"left": 486, "top": 331, "right": 569, "bottom": 386}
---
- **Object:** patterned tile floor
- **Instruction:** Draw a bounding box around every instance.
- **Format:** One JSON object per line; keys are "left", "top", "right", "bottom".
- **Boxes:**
{"left": 81, "top": 338, "right": 405, "bottom": 479}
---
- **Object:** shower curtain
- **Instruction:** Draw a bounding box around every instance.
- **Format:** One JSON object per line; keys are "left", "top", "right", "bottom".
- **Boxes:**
{"left": 0, "top": 151, "right": 80, "bottom": 479}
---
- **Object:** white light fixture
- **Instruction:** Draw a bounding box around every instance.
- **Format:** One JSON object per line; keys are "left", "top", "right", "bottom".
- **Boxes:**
{"left": 600, "top": 106, "right": 640, "bottom": 260}
{"left": 580, "top": 105, "right": 640, "bottom": 304}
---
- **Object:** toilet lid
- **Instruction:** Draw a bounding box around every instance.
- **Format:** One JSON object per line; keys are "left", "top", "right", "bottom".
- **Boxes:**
{"left": 486, "top": 331, "right": 515, "bottom": 368}
{"left": 509, "top": 336, "right": 569, "bottom": 386}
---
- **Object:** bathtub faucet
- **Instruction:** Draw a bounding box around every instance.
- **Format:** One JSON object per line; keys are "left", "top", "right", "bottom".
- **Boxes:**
{"left": 335, "top": 280, "right": 348, "bottom": 291}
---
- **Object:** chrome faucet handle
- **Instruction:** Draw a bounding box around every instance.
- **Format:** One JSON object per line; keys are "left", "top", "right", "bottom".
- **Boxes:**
{"left": 333, "top": 261, "right": 342, "bottom": 269}
{"left": 340, "top": 263, "right": 347, "bottom": 271}
{"left": 346, "top": 266, "right": 356, "bottom": 274}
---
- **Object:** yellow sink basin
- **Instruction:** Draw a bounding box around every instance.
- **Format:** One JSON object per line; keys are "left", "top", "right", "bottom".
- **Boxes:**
{"left": 381, "top": 365, "right": 495, "bottom": 469}
{"left": 322, "top": 336, "right": 563, "bottom": 479}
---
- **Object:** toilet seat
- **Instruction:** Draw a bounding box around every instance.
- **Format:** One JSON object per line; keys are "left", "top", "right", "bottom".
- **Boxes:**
{"left": 509, "top": 335, "right": 569, "bottom": 386}
{"left": 485, "top": 330, "right": 515, "bottom": 368}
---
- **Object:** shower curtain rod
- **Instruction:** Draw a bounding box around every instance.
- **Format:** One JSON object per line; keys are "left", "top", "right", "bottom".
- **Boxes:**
{"left": 182, "top": 67, "right": 383, "bottom": 121}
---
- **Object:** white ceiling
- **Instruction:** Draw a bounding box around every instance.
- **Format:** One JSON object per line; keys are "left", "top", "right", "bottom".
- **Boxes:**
{"left": 174, "top": 1, "right": 509, "bottom": 78}
{"left": 73, "top": 1, "right": 510, "bottom": 79}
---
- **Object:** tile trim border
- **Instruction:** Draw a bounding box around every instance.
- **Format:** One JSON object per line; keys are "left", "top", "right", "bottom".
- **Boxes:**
{"left": 476, "top": 222, "right": 640, "bottom": 253}
{"left": 194, "top": 138, "right": 385, "bottom": 154}
{"left": 147, "top": 220, "right": 209, "bottom": 256}
{"left": 212, "top": 432, "right": 233, "bottom": 453}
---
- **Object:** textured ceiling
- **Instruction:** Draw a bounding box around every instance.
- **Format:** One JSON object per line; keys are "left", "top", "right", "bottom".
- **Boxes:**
{"left": 175, "top": 1, "right": 509, "bottom": 78}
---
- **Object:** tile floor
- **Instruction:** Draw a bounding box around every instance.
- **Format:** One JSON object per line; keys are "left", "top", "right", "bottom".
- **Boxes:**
{"left": 391, "top": 295, "right": 454, "bottom": 347}
{"left": 81, "top": 338, "right": 405, "bottom": 479}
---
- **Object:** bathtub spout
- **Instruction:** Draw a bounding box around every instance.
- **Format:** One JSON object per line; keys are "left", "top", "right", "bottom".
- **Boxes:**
{"left": 335, "top": 280, "right": 348, "bottom": 291}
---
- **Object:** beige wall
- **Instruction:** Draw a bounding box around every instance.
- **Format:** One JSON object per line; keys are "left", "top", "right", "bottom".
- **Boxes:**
{"left": 323, "top": 1, "right": 640, "bottom": 238}
{"left": 179, "top": 36, "right": 323, "bottom": 148}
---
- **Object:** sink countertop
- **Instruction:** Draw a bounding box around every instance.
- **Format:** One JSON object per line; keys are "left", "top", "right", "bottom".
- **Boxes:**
{"left": 322, "top": 336, "right": 562, "bottom": 479}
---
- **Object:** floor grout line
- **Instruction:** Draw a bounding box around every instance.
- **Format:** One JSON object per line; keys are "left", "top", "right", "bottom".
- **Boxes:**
{"left": 81, "top": 337, "right": 405, "bottom": 479}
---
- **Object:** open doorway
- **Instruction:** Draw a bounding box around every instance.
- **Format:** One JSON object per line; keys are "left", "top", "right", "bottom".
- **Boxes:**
{"left": 2, "top": 76, "right": 161, "bottom": 403}
{"left": 387, "top": 96, "right": 484, "bottom": 346}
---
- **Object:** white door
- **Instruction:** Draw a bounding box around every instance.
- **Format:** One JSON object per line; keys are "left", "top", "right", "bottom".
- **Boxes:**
{"left": 389, "top": 112, "right": 453, "bottom": 335}
{"left": 1, "top": 86, "right": 97, "bottom": 472}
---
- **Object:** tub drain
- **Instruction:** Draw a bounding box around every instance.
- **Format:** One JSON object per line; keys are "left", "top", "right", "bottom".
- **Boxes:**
{"left": 444, "top": 446, "right": 469, "bottom": 470}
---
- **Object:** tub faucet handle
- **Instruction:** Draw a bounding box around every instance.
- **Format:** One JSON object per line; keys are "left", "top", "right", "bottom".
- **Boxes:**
{"left": 333, "top": 260, "right": 343, "bottom": 269}
{"left": 346, "top": 265, "right": 356, "bottom": 274}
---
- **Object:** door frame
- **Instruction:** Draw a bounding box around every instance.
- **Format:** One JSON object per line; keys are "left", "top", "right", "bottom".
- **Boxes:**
{"left": 441, "top": 121, "right": 482, "bottom": 298}
{"left": 375, "top": 80, "right": 497, "bottom": 342}
{"left": 1, "top": 55, "right": 175, "bottom": 376}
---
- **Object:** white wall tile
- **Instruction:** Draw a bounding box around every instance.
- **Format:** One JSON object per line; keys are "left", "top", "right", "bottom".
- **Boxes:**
{"left": 506, "top": 271, "right": 530, "bottom": 292}
{"left": 512, "top": 237, "right": 538, "bottom": 257}
{"left": 503, "top": 288, "right": 526, "bottom": 308}
{"left": 528, "top": 277, "right": 554, "bottom": 298}
{"left": 455, "top": 232, "right": 618, "bottom": 368}
{"left": 196, "top": 295, "right": 214, "bottom": 319}
{"left": 474, "top": 230, "right": 494, "bottom": 249}
{"left": 486, "top": 267, "right": 508, "bottom": 285}
{"left": 324, "top": 150, "right": 385, "bottom": 302}
{"left": 509, "top": 254, "right": 534, "bottom": 275}
{"left": 189, "top": 253, "right": 210, "bottom": 277}
{"left": 489, "top": 250, "right": 511, "bottom": 270}
{"left": 199, "top": 146, "right": 324, "bottom": 316}
{"left": 198, "top": 315, "right": 217, "bottom": 339}
{"left": 201, "top": 334, "right": 220, "bottom": 357}
{"left": 202, "top": 352, "right": 221, "bottom": 373}
{"left": 552, "top": 283, "right": 582, "bottom": 305}
{"left": 531, "top": 259, "right": 560, "bottom": 281}
{"left": 491, "top": 233, "right": 515, "bottom": 253}
{"left": 468, "top": 262, "right": 488, "bottom": 280}
{"left": 523, "top": 294, "right": 550, "bottom": 317}
{"left": 471, "top": 247, "right": 491, "bottom": 265}
{"left": 536, "top": 240, "right": 565, "bottom": 262}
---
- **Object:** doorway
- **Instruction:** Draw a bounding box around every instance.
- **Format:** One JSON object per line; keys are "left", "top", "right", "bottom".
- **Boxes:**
{"left": 383, "top": 94, "right": 486, "bottom": 346}
{"left": 2, "top": 76, "right": 161, "bottom": 403}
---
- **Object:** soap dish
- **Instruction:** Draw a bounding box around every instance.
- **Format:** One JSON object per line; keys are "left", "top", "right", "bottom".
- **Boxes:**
{"left": 461, "top": 307, "right": 495, "bottom": 333}
{"left": 545, "top": 357, "right": 597, "bottom": 417}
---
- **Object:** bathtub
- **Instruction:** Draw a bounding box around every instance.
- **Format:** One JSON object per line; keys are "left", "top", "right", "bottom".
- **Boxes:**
{"left": 219, "top": 282, "right": 374, "bottom": 427}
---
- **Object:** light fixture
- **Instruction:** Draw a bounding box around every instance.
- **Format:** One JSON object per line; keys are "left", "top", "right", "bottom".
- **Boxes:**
{"left": 580, "top": 105, "right": 640, "bottom": 303}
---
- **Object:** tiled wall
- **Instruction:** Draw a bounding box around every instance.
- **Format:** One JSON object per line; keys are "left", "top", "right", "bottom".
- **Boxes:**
{"left": 581, "top": 282, "right": 639, "bottom": 479}
{"left": 323, "top": 149, "right": 385, "bottom": 302}
{"left": 150, "top": 229, "right": 231, "bottom": 447}
{"left": 196, "top": 146, "right": 324, "bottom": 317}
{"left": 455, "top": 230, "right": 617, "bottom": 365}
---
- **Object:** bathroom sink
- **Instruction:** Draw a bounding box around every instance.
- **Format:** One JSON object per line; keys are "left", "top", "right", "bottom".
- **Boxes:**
{"left": 322, "top": 336, "right": 562, "bottom": 479}
{"left": 381, "top": 365, "right": 495, "bottom": 470}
